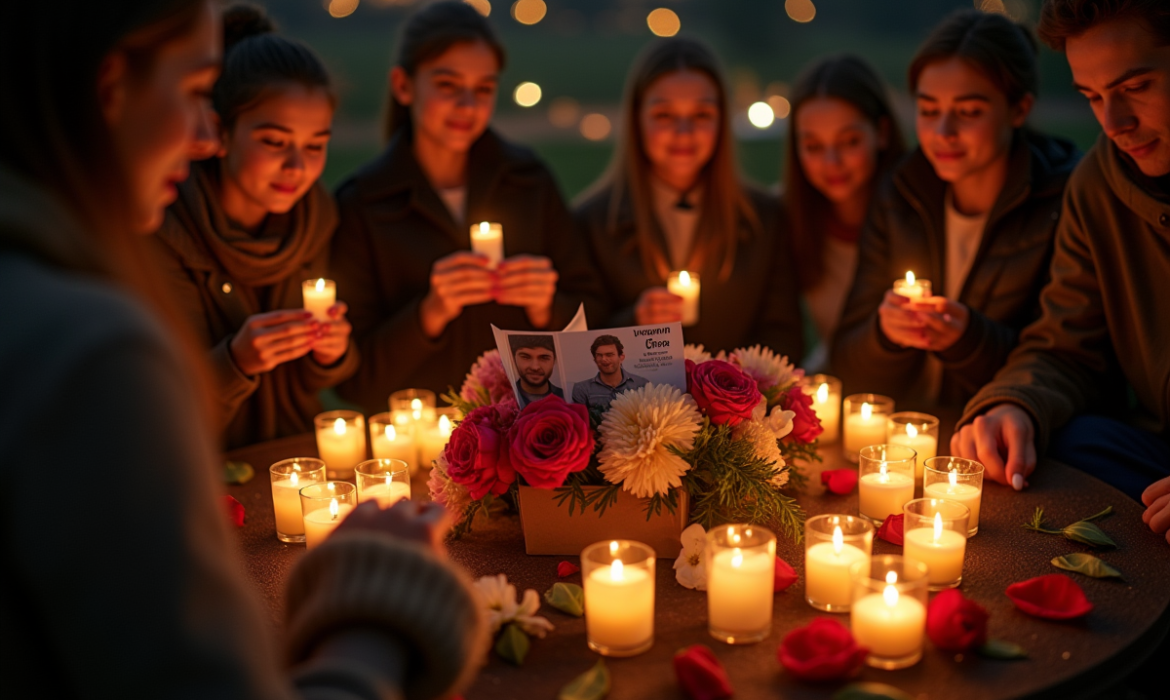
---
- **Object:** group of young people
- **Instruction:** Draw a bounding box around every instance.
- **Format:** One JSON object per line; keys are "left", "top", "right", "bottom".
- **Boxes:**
{"left": 1, "top": 0, "right": 1168, "bottom": 697}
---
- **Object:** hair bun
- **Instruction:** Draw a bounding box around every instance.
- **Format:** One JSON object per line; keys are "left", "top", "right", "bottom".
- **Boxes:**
{"left": 223, "top": 3, "right": 275, "bottom": 53}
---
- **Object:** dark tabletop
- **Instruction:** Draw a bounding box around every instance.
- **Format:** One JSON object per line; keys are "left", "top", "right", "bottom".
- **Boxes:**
{"left": 226, "top": 431, "right": 1170, "bottom": 700}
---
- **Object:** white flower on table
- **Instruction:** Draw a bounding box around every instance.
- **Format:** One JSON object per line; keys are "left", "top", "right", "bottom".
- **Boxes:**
{"left": 473, "top": 573, "right": 554, "bottom": 637}
{"left": 673, "top": 523, "right": 709, "bottom": 590}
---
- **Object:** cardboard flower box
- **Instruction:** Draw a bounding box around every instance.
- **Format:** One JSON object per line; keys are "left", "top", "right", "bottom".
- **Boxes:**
{"left": 517, "top": 485, "right": 688, "bottom": 558}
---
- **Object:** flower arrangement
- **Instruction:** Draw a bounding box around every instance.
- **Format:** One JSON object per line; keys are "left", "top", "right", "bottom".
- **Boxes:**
{"left": 435, "top": 344, "right": 822, "bottom": 542}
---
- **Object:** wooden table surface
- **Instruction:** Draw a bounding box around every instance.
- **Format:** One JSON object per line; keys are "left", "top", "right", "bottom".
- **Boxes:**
{"left": 226, "top": 433, "right": 1170, "bottom": 700}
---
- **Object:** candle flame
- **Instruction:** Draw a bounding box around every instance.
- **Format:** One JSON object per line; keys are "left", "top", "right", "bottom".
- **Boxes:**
{"left": 327, "top": 481, "right": 336, "bottom": 491}
{"left": 679, "top": 270, "right": 691, "bottom": 286}
{"left": 610, "top": 558, "right": 624, "bottom": 582}
{"left": 884, "top": 581, "right": 900, "bottom": 607}
{"left": 878, "top": 461, "right": 889, "bottom": 482}
{"left": 385, "top": 424, "right": 396, "bottom": 440}
{"left": 438, "top": 414, "right": 452, "bottom": 437}
{"left": 333, "top": 417, "right": 346, "bottom": 436}
{"left": 315, "top": 278, "right": 325, "bottom": 292}
{"left": 886, "top": 571, "right": 898, "bottom": 585}
{"left": 816, "top": 382, "right": 829, "bottom": 403}
{"left": 290, "top": 471, "right": 299, "bottom": 486}
{"left": 906, "top": 423, "right": 918, "bottom": 439}
{"left": 906, "top": 271, "right": 916, "bottom": 285}
{"left": 832, "top": 525, "right": 843, "bottom": 555}
{"left": 949, "top": 470, "right": 958, "bottom": 488}
{"left": 731, "top": 548, "right": 743, "bottom": 568}
{"left": 329, "top": 498, "right": 339, "bottom": 521}
{"left": 934, "top": 511, "right": 944, "bottom": 541}
{"left": 410, "top": 398, "right": 422, "bottom": 410}
{"left": 385, "top": 473, "right": 392, "bottom": 487}
{"left": 479, "top": 221, "right": 489, "bottom": 235}
{"left": 610, "top": 540, "right": 619, "bottom": 555}
{"left": 861, "top": 402, "right": 872, "bottom": 420}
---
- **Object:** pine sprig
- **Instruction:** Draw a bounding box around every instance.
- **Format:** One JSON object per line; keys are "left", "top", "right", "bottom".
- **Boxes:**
{"left": 440, "top": 385, "right": 482, "bottom": 416}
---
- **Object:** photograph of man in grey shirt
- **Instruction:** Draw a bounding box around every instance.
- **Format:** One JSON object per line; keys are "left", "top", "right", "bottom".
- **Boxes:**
{"left": 570, "top": 334, "right": 649, "bottom": 411}
{"left": 510, "top": 334, "right": 564, "bottom": 408}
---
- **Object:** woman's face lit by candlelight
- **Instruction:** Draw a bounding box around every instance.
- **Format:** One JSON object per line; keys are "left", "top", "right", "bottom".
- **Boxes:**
{"left": 639, "top": 69, "right": 720, "bottom": 192}
{"left": 796, "top": 96, "right": 886, "bottom": 207}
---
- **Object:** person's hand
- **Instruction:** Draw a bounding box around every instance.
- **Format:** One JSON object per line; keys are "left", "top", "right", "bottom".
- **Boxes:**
{"left": 635, "top": 287, "right": 684, "bottom": 325}
{"left": 878, "top": 290, "right": 928, "bottom": 348}
{"left": 332, "top": 499, "right": 452, "bottom": 556}
{"left": 419, "top": 251, "right": 495, "bottom": 338}
{"left": 229, "top": 309, "right": 317, "bottom": 376}
{"left": 310, "top": 302, "right": 351, "bottom": 367}
{"left": 1141, "top": 476, "right": 1170, "bottom": 545}
{"left": 495, "top": 255, "right": 558, "bottom": 328}
{"left": 950, "top": 403, "right": 1037, "bottom": 489}
{"left": 909, "top": 297, "right": 970, "bottom": 352}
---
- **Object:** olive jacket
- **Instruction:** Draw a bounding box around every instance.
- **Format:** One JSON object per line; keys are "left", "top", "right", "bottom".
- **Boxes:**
{"left": 831, "top": 130, "right": 1080, "bottom": 408}
{"left": 331, "top": 128, "right": 606, "bottom": 413}
{"left": 959, "top": 134, "right": 1170, "bottom": 450}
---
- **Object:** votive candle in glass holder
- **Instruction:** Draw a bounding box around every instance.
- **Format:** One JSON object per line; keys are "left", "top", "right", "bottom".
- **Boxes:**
{"left": 858, "top": 444, "right": 916, "bottom": 525}
{"left": 805, "top": 515, "right": 873, "bottom": 612}
{"left": 666, "top": 270, "right": 700, "bottom": 326}
{"left": 300, "top": 481, "right": 356, "bottom": 550}
{"left": 269, "top": 458, "right": 326, "bottom": 543}
{"left": 470, "top": 221, "right": 504, "bottom": 268}
{"left": 301, "top": 278, "right": 336, "bottom": 322}
{"left": 368, "top": 412, "right": 416, "bottom": 469}
{"left": 417, "top": 407, "right": 458, "bottom": 473}
{"left": 902, "top": 498, "right": 970, "bottom": 590}
{"left": 801, "top": 374, "right": 842, "bottom": 443}
{"left": 843, "top": 394, "right": 895, "bottom": 462}
{"left": 892, "top": 271, "right": 931, "bottom": 300}
{"left": 851, "top": 555, "right": 929, "bottom": 670}
{"left": 706, "top": 524, "right": 776, "bottom": 644}
{"left": 887, "top": 412, "right": 939, "bottom": 486}
{"left": 923, "top": 458, "right": 984, "bottom": 536}
{"left": 389, "top": 389, "right": 437, "bottom": 434}
{"left": 314, "top": 410, "right": 367, "bottom": 480}
{"left": 355, "top": 459, "right": 411, "bottom": 508}
{"left": 581, "top": 540, "right": 656, "bottom": 657}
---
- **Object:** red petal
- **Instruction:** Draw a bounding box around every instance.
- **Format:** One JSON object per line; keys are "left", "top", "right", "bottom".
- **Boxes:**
{"left": 774, "top": 556, "right": 798, "bottom": 592}
{"left": 820, "top": 469, "right": 858, "bottom": 495}
{"left": 222, "top": 495, "right": 245, "bottom": 528}
{"left": 926, "top": 589, "right": 989, "bottom": 651}
{"left": 876, "top": 513, "right": 904, "bottom": 546}
{"left": 778, "top": 618, "right": 867, "bottom": 682}
{"left": 557, "top": 561, "right": 580, "bottom": 578}
{"left": 1006, "top": 574, "right": 1093, "bottom": 620}
{"left": 673, "top": 645, "right": 734, "bottom": 700}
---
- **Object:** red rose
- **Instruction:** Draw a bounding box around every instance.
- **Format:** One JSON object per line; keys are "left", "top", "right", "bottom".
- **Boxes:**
{"left": 820, "top": 469, "right": 858, "bottom": 495}
{"left": 507, "top": 395, "right": 593, "bottom": 489}
{"left": 686, "top": 359, "right": 762, "bottom": 427}
{"left": 927, "top": 589, "right": 989, "bottom": 651}
{"left": 673, "top": 645, "right": 733, "bottom": 700}
{"left": 444, "top": 402, "right": 517, "bottom": 499}
{"left": 876, "top": 513, "right": 904, "bottom": 546}
{"left": 774, "top": 557, "right": 798, "bottom": 592}
{"left": 1005, "top": 574, "right": 1093, "bottom": 620}
{"left": 778, "top": 617, "right": 867, "bottom": 682}
{"left": 223, "top": 495, "right": 245, "bottom": 528}
{"left": 780, "top": 386, "right": 823, "bottom": 443}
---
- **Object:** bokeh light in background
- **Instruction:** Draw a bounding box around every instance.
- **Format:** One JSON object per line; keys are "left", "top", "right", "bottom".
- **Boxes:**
{"left": 548, "top": 97, "right": 581, "bottom": 129}
{"left": 464, "top": 0, "right": 491, "bottom": 17}
{"left": 511, "top": 0, "right": 547, "bottom": 25}
{"left": 580, "top": 113, "right": 612, "bottom": 141}
{"left": 514, "top": 81, "right": 543, "bottom": 107}
{"left": 328, "top": 0, "right": 359, "bottom": 19}
{"left": 768, "top": 95, "right": 792, "bottom": 120}
{"left": 647, "top": 8, "right": 681, "bottom": 37}
{"left": 747, "top": 101, "right": 775, "bottom": 129}
{"left": 785, "top": 0, "right": 816, "bottom": 24}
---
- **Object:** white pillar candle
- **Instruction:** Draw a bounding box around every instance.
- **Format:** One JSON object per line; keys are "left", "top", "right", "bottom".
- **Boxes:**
{"left": 904, "top": 513, "right": 967, "bottom": 587}
{"left": 272, "top": 472, "right": 307, "bottom": 537}
{"left": 371, "top": 423, "right": 415, "bottom": 466}
{"left": 806, "top": 527, "right": 869, "bottom": 610}
{"left": 417, "top": 414, "right": 454, "bottom": 471}
{"left": 851, "top": 573, "right": 927, "bottom": 661}
{"left": 303, "top": 498, "right": 354, "bottom": 550}
{"left": 707, "top": 548, "right": 774, "bottom": 636}
{"left": 811, "top": 381, "right": 841, "bottom": 443}
{"left": 923, "top": 474, "right": 982, "bottom": 532}
{"left": 889, "top": 424, "right": 937, "bottom": 482}
{"left": 302, "top": 278, "right": 336, "bottom": 322}
{"left": 892, "top": 271, "right": 931, "bottom": 301}
{"left": 584, "top": 558, "right": 655, "bottom": 653}
{"left": 845, "top": 403, "right": 887, "bottom": 456}
{"left": 470, "top": 221, "right": 504, "bottom": 268}
{"left": 859, "top": 467, "right": 915, "bottom": 523}
{"left": 666, "top": 271, "right": 700, "bottom": 326}
{"left": 315, "top": 415, "right": 367, "bottom": 479}
{"left": 359, "top": 477, "right": 411, "bottom": 509}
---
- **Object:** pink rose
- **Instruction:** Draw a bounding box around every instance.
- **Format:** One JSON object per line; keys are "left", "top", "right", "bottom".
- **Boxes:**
{"left": 685, "top": 359, "right": 762, "bottom": 427}
{"left": 507, "top": 395, "right": 594, "bottom": 489}
{"left": 443, "top": 402, "right": 518, "bottom": 499}
{"left": 780, "top": 386, "right": 823, "bottom": 443}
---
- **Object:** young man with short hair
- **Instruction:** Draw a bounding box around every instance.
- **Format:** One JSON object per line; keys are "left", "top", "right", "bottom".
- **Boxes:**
{"left": 570, "top": 334, "right": 649, "bottom": 411}
{"left": 509, "top": 334, "right": 563, "bottom": 408}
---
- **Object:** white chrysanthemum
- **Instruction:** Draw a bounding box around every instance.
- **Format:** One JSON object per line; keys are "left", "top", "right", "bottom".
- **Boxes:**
{"left": 598, "top": 384, "right": 702, "bottom": 498}
{"left": 473, "top": 574, "right": 554, "bottom": 637}
{"left": 684, "top": 344, "right": 713, "bottom": 364}
{"left": 729, "top": 344, "right": 799, "bottom": 390}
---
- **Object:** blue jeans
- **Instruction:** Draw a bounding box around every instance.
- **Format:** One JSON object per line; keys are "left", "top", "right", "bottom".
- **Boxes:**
{"left": 1049, "top": 415, "right": 1170, "bottom": 501}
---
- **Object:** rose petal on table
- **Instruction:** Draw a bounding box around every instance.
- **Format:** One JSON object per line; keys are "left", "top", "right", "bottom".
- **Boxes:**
{"left": 775, "top": 557, "right": 798, "bottom": 592}
{"left": 821, "top": 469, "right": 859, "bottom": 495}
{"left": 926, "top": 589, "right": 989, "bottom": 651}
{"left": 673, "top": 644, "right": 734, "bottom": 700}
{"left": 223, "top": 495, "right": 245, "bottom": 528}
{"left": 1005, "top": 574, "right": 1093, "bottom": 620}
{"left": 778, "top": 617, "right": 867, "bottom": 682}
{"left": 876, "top": 513, "right": 904, "bottom": 546}
{"left": 558, "top": 560, "right": 581, "bottom": 578}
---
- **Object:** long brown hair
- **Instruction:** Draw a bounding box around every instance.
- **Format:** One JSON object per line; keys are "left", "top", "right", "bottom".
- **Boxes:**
{"left": 585, "top": 37, "right": 759, "bottom": 282}
{"left": 783, "top": 54, "right": 906, "bottom": 292}
{"left": 382, "top": 0, "right": 506, "bottom": 142}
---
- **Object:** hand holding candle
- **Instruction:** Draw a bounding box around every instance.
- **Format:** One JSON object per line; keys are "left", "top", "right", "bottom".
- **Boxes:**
{"left": 302, "top": 278, "right": 336, "bottom": 322}
{"left": 666, "top": 271, "right": 700, "bottom": 326}
{"left": 893, "top": 271, "right": 931, "bottom": 300}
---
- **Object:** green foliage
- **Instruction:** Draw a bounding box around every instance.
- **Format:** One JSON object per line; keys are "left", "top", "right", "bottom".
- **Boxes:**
{"left": 977, "top": 639, "right": 1029, "bottom": 660}
{"left": 441, "top": 385, "right": 482, "bottom": 418}
{"left": 1024, "top": 506, "right": 1116, "bottom": 548}
{"left": 1051, "top": 553, "right": 1123, "bottom": 579}
{"left": 559, "top": 659, "right": 610, "bottom": 700}
{"left": 495, "top": 623, "right": 530, "bottom": 666}
{"left": 779, "top": 439, "right": 821, "bottom": 490}
{"left": 544, "top": 582, "right": 585, "bottom": 617}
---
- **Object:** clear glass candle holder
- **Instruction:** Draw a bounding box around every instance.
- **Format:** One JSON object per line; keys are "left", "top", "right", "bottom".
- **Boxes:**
{"left": 923, "top": 458, "right": 984, "bottom": 536}
{"left": 850, "top": 555, "right": 929, "bottom": 670}
{"left": 886, "top": 412, "right": 939, "bottom": 486}
{"left": 417, "top": 407, "right": 458, "bottom": 473}
{"left": 355, "top": 459, "right": 411, "bottom": 508}
{"left": 269, "top": 458, "right": 325, "bottom": 543}
{"left": 299, "top": 482, "right": 356, "bottom": 550}
{"left": 902, "top": 498, "right": 970, "bottom": 590}
{"left": 857, "top": 444, "right": 916, "bottom": 525}
{"left": 843, "top": 394, "right": 895, "bottom": 462}
{"left": 805, "top": 515, "right": 873, "bottom": 612}
{"left": 801, "top": 374, "right": 842, "bottom": 444}
{"left": 368, "top": 412, "right": 416, "bottom": 468}
{"left": 581, "top": 540, "right": 656, "bottom": 657}
{"left": 389, "top": 389, "right": 437, "bottom": 434}
{"left": 314, "top": 410, "right": 367, "bottom": 480}
{"left": 705, "top": 525, "right": 776, "bottom": 644}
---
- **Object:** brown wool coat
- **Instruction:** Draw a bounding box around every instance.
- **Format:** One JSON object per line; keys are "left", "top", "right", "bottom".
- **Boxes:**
{"left": 831, "top": 131, "right": 1080, "bottom": 409}
{"left": 151, "top": 162, "right": 358, "bottom": 450}
{"left": 331, "top": 128, "right": 607, "bottom": 413}
{"left": 960, "top": 134, "right": 1170, "bottom": 450}
{"left": 573, "top": 183, "right": 805, "bottom": 362}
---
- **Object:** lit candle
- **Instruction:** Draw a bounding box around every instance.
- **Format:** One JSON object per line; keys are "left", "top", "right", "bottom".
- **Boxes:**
{"left": 583, "top": 541, "right": 656, "bottom": 656}
{"left": 269, "top": 458, "right": 326, "bottom": 543}
{"left": 370, "top": 420, "right": 415, "bottom": 467}
{"left": 708, "top": 548, "right": 774, "bottom": 638}
{"left": 859, "top": 462, "right": 915, "bottom": 523}
{"left": 892, "top": 270, "right": 931, "bottom": 301}
{"left": 805, "top": 525, "right": 869, "bottom": 611}
{"left": 888, "top": 423, "right": 937, "bottom": 482}
{"left": 851, "top": 571, "right": 927, "bottom": 664}
{"left": 389, "top": 390, "right": 437, "bottom": 435}
{"left": 303, "top": 497, "right": 354, "bottom": 550}
{"left": 417, "top": 414, "right": 453, "bottom": 471}
{"left": 904, "top": 512, "right": 967, "bottom": 589}
{"left": 301, "top": 278, "right": 336, "bottom": 322}
{"left": 844, "top": 402, "right": 888, "bottom": 458}
{"left": 802, "top": 375, "right": 842, "bottom": 444}
{"left": 360, "top": 473, "right": 411, "bottom": 508}
{"left": 923, "top": 458, "right": 984, "bottom": 536}
{"left": 470, "top": 221, "right": 504, "bottom": 268}
{"left": 666, "top": 271, "right": 701, "bottom": 326}
{"left": 314, "top": 411, "right": 367, "bottom": 480}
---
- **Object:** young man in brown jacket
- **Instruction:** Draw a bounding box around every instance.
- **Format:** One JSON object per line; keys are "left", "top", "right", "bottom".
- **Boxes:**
{"left": 953, "top": 0, "right": 1170, "bottom": 545}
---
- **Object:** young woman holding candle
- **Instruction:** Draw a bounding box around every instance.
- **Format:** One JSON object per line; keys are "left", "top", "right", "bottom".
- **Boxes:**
{"left": 331, "top": 0, "right": 604, "bottom": 413}
{"left": 783, "top": 55, "right": 907, "bottom": 372}
{"left": 830, "top": 9, "right": 1081, "bottom": 409}
{"left": 0, "top": 0, "right": 485, "bottom": 697}
{"left": 151, "top": 5, "right": 356, "bottom": 449}
{"left": 574, "top": 38, "right": 804, "bottom": 359}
